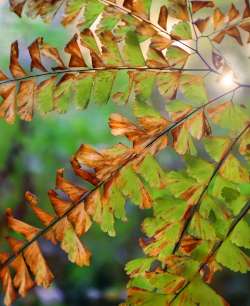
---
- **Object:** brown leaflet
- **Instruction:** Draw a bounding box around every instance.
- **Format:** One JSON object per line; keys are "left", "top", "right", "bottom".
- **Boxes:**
{"left": 9, "top": 0, "right": 26, "bottom": 17}
{"left": 0, "top": 85, "right": 16, "bottom": 124}
{"left": 200, "top": 261, "right": 221, "bottom": 284}
{"left": 41, "top": 43, "right": 66, "bottom": 70}
{"left": 227, "top": 4, "right": 240, "bottom": 22}
{"left": 136, "top": 22, "right": 157, "bottom": 37}
{"left": 6, "top": 210, "right": 54, "bottom": 288}
{"left": 212, "top": 31, "right": 226, "bottom": 44}
{"left": 6, "top": 237, "right": 35, "bottom": 297}
{"left": 65, "top": 34, "right": 87, "bottom": 68}
{"left": 194, "top": 17, "right": 210, "bottom": 33}
{"left": 123, "top": 0, "right": 150, "bottom": 19}
{"left": 191, "top": 1, "right": 214, "bottom": 14}
{"left": 109, "top": 113, "right": 146, "bottom": 146}
{"left": 213, "top": 8, "right": 224, "bottom": 29}
{"left": 55, "top": 168, "right": 88, "bottom": 202}
{"left": 71, "top": 158, "right": 99, "bottom": 186}
{"left": 179, "top": 235, "right": 202, "bottom": 255}
{"left": 158, "top": 5, "right": 168, "bottom": 30}
{"left": 138, "top": 116, "right": 170, "bottom": 137}
{"left": 17, "top": 80, "right": 36, "bottom": 121}
{"left": 48, "top": 189, "right": 92, "bottom": 236}
{"left": 28, "top": 38, "right": 47, "bottom": 72}
{"left": 150, "top": 35, "right": 172, "bottom": 51}
{"left": 239, "top": 21, "right": 250, "bottom": 33}
{"left": 225, "top": 26, "right": 243, "bottom": 45}
{"left": 9, "top": 41, "right": 26, "bottom": 78}
{"left": 6, "top": 209, "right": 40, "bottom": 240}
{"left": 0, "top": 253, "right": 17, "bottom": 306}
{"left": 243, "top": 0, "right": 250, "bottom": 18}
{"left": 23, "top": 242, "right": 54, "bottom": 288}
{"left": 25, "top": 191, "right": 58, "bottom": 244}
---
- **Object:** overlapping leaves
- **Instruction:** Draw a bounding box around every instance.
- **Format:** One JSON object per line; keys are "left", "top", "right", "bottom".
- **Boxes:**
{"left": 125, "top": 126, "right": 250, "bottom": 306}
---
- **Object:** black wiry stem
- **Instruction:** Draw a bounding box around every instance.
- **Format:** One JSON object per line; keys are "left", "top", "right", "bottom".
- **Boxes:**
{"left": 0, "top": 86, "right": 240, "bottom": 271}
{"left": 172, "top": 123, "right": 250, "bottom": 254}
{"left": 0, "top": 66, "right": 212, "bottom": 86}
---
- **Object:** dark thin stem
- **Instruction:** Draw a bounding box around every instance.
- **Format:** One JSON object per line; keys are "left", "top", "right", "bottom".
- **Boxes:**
{"left": 0, "top": 66, "right": 212, "bottom": 86}
{"left": 172, "top": 123, "right": 249, "bottom": 254}
{"left": 170, "top": 199, "right": 250, "bottom": 305}
{"left": 0, "top": 86, "right": 240, "bottom": 271}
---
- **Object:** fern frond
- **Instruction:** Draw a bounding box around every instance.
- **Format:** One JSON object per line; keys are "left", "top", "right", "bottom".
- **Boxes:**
{"left": 0, "top": 110, "right": 171, "bottom": 305}
{"left": 0, "top": 30, "right": 193, "bottom": 123}
{"left": 125, "top": 124, "right": 250, "bottom": 305}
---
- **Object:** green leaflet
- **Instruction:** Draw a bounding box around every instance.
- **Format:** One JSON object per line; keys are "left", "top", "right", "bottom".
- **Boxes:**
{"left": 165, "top": 99, "right": 192, "bottom": 113}
{"left": 133, "top": 101, "right": 162, "bottom": 118}
{"left": 184, "top": 155, "right": 214, "bottom": 183}
{"left": 154, "top": 195, "right": 187, "bottom": 222}
{"left": 144, "top": 272, "right": 185, "bottom": 294}
{"left": 173, "top": 124, "right": 197, "bottom": 156}
{"left": 108, "top": 184, "right": 127, "bottom": 222}
{"left": 100, "top": 32, "right": 123, "bottom": 66}
{"left": 75, "top": 73, "right": 94, "bottom": 109}
{"left": 123, "top": 32, "right": 145, "bottom": 67}
{"left": 230, "top": 218, "right": 250, "bottom": 249}
{"left": 79, "top": 0, "right": 105, "bottom": 31}
{"left": 216, "top": 239, "right": 250, "bottom": 273}
{"left": 126, "top": 291, "right": 170, "bottom": 306}
{"left": 91, "top": 71, "right": 115, "bottom": 104}
{"left": 128, "top": 275, "right": 154, "bottom": 291}
{"left": 37, "top": 77, "right": 56, "bottom": 113}
{"left": 63, "top": 0, "right": 86, "bottom": 24}
{"left": 189, "top": 212, "right": 217, "bottom": 240}
{"left": 165, "top": 171, "right": 198, "bottom": 198}
{"left": 125, "top": 257, "right": 155, "bottom": 276}
{"left": 180, "top": 74, "right": 208, "bottom": 105}
{"left": 171, "top": 21, "right": 192, "bottom": 40}
{"left": 172, "top": 277, "right": 228, "bottom": 306}
{"left": 118, "top": 166, "right": 151, "bottom": 208}
{"left": 203, "top": 136, "right": 231, "bottom": 162}
{"left": 101, "top": 204, "right": 116, "bottom": 237}
{"left": 209, "top": 102, "right": 249, "bottom": 132}
{"left": 111, "top": 70, "right": 132, "bottom": 104}
{"left": 97, "top": 9, "right": 121, "bottom": 32}
{"left": 142, "top": 221, "right": 181, "bottom": 260}
{"left": 166, "top": 46, "right": 189, "bottom": 68}
{"left": 136, "top": 154, "right": 166, "bottom": 188}
{"left": 54, "top": 75, "right": 74, "bottom": 113}
{"left": 200, "top": 195, "right": 232, "bottom": 237}
{"left": 220, "top": 154, "right": 250, "bottom": 184}
{"left": 166, "top": 257, "right": 201, "bottom": 280}
{"left": 134, "top": 71, "right": 156, "bottom": 103}
{"left": 157, "top": 72, "right": 180, "bottom": 100}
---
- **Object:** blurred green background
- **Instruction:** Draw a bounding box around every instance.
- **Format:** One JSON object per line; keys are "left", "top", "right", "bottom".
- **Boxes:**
{"left": 0, "top": 1, "right": 249, "bottom": 306}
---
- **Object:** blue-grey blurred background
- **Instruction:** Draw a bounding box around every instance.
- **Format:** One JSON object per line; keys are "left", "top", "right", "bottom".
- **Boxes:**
{"left": 0, "top": 1, "right": 249, "bottom": 305}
